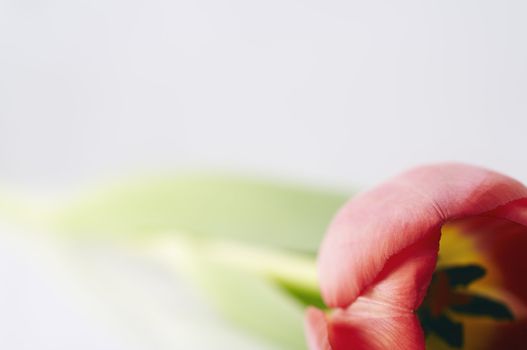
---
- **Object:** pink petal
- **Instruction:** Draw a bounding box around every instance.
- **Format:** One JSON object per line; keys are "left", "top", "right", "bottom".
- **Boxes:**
{"left": 308, "top": 163, "right": 527, "bottom": 349}
{"left": 305, "top": 307, "right": 331, "bottom": 350}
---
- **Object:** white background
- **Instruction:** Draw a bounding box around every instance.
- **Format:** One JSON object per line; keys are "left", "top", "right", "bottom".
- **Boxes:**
{"left": 1, "top": 0, "right": 526, "bottom": 190}
{"left": 1, "top": 0, "right": 527, "bottom": 349}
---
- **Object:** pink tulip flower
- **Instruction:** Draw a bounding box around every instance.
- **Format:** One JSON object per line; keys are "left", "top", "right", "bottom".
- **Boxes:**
{"left": 305, "top": 163, "right": 527, "bottom": 349}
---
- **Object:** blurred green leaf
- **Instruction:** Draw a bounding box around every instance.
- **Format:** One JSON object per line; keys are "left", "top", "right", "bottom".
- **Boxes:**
{"left": 148, "top": 235, "right": 319, "bottom": 349}
{"left": 52, "top": 174, "right": 349, "bottom": 348}
{"left": 56, "top": 174, "right": 349, "bottom": 253}
{"left": 197, "top": 264, "right": 307, "bottom": 349}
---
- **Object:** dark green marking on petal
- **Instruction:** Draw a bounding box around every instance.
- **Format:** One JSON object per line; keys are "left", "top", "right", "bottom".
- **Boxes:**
{"left": 432, "top": 315, "right": 463, "bottom": 348}
{"left": 441, "top": 265, "right": 486, "bottom": 287}
{"left": 418, "top": 305, "right": 464, "bottom": 348}
{"left": 419, "top": 263, "right": 515, "bottom": 348}
{"left": 450, "top": 293, "right": 514, "bottom": 320}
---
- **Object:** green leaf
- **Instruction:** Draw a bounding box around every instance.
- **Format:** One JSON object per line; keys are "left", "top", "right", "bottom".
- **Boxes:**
{"left": 51, "top": 174, "right": 348, "bottom": 349}
{"left": 148, "top": 235, "right": 317, "bottom": 349}
{"left": 275, "top": 280, "right": 327, "bottom": 310}
{"left": 193, "top": 261, "right": 307, "bottom": 349}
{"left": 56, "top": 174, "right": 349, "bottom": 253}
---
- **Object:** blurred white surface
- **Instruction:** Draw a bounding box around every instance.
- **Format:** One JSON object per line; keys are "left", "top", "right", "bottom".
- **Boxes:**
{"left": 0, "top": 224, "right": 130, "bottom": 350}
{"left": 1, "top": 0, "right": 527, "bottom": 349}
{"left": 0, "top": 224, "right": 272, "bottom": 349}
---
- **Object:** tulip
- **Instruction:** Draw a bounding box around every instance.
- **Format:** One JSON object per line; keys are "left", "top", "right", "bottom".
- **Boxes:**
{"left": 305, "top": 163, "right": 527, "bottom": 349}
